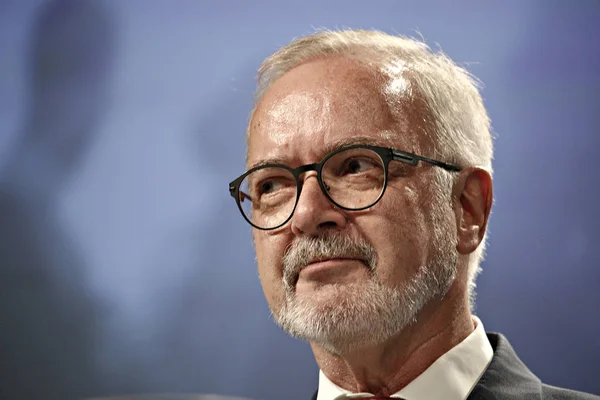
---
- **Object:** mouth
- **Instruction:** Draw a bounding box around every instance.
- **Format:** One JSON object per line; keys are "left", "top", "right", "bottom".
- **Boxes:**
{"left": 305, "top": 257, "right": 363, "bottom": 267}
{"left": 293, "top": 257, "right": 368, "bottom": 286}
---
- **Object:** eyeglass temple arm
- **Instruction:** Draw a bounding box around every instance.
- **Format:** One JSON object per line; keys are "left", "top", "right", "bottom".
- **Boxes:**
{"left": 391, "top": 150, "right": 462, "bottom": 172}
{"left": 229, "top": 182, "right": 255, "bottom": 202}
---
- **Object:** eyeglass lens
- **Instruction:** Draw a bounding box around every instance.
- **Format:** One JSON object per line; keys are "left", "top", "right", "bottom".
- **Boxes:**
{"left": 238, "top": 147, "right": 386, "bottom": 229}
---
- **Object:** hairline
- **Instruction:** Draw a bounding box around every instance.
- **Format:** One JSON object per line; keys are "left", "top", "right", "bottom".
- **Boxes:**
{"left": 245, "top": 51, "right": 436, "bottom": 165}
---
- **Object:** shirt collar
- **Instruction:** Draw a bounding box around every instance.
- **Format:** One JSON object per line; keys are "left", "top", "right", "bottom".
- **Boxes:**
{"left": 316, "top": 316, "right": 493, "bottom": 400}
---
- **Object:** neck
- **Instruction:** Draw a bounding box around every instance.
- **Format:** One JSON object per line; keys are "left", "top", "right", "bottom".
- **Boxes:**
{"left": 311, "top": 282, "right": 473, "bottom": 396}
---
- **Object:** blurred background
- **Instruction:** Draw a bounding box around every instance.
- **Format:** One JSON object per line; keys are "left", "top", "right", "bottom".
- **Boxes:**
{"left": 0, "top": 0, "right": 598, "bottom": 399}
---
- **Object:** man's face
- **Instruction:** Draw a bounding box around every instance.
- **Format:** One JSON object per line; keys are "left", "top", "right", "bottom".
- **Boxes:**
{"left": 247, "top": 56, "right": 458, "bottom": 353}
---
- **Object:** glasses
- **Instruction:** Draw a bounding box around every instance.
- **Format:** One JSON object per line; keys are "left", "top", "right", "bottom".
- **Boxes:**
{"left": 229, "top": 144, "right": 462, "bottom": 230}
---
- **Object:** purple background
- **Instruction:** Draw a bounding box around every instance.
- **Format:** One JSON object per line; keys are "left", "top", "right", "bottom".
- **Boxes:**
{"left": 0, "top": 1, "right": 598, "bottom": 399}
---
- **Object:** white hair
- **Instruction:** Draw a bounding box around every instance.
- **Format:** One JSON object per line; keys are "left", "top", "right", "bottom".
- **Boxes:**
{"left": 249, "top": 29, "right": 494, "bottom": 307}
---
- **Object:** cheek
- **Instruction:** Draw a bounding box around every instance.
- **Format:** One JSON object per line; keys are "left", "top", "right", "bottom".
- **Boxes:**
{"left": 255, "top": 233, "right": 285, "bottom": 277}
{"left": 363, "top": 183, "right": 430, "bottom": 281}
{"left": 254, "top": 232, "right": 287, "bottom": 304}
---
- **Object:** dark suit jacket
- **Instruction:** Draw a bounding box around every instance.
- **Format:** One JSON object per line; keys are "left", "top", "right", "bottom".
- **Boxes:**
{"left": 311, "top": 333, "right": 599, "bottom": 400}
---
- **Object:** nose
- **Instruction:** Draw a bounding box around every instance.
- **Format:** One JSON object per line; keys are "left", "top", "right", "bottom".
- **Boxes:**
{"left": 290, "top": 174, "right": 348, "bottom": 236}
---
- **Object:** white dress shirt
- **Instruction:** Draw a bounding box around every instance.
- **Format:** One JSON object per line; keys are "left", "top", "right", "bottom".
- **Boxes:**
{"left": 317, "top": 316, "right": 493, "bottom": 400}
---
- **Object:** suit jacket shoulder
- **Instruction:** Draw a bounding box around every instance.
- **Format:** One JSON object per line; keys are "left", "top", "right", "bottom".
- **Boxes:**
{"left": 468, "top": 333, "right": 599, "bottom": 400}
{"left": 311, "top": 333, "right": 599, "bottom": 400}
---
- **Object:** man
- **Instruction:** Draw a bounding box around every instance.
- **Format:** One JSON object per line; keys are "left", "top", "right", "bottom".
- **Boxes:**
{"left": 229, "top": 29, "right": 598, "bottom": 399}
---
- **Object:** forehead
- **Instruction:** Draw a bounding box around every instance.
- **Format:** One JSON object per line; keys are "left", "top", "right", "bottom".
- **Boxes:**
{"left": 247, "top": 56, "right": 424, "bottom": 167}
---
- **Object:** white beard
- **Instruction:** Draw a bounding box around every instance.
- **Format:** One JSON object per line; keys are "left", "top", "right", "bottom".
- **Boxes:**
{"left": 274, "top": 257, "right": 455, "bottom": 355}
{"left": 273, "top": 184, "right": 457, "bottom": 355}
{"left": 271, "top": 172, "right": 458, "bottom": 355}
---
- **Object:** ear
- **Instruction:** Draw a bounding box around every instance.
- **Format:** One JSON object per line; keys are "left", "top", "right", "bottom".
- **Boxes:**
{"left": 452, "top": 168, "right": 493, "bottom": 255}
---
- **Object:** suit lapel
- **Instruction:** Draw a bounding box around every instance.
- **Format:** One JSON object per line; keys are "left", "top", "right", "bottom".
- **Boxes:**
{"left": 468, "top": 333, "right": 543, "bottom": 400}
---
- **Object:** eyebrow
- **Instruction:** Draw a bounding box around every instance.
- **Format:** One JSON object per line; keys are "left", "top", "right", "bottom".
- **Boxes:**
{"left": 322, "top": 135, "right": 395, "bottom": 154}
{"left": 247, "top": 157, "right": 288, "bottom": 171}
{"left": 247, "top": 133, "right": 400, "bottom": 171}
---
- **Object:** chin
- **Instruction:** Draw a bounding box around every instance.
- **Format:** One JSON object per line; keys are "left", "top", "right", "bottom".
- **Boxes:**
{"left": 275, "top": 280, "right": 419, "bottom": 354}
{"left": 298, "top": 282, "right": 362, "bottom": 307}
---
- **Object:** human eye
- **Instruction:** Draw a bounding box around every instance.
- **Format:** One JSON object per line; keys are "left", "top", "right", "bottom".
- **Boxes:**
{"left": 258, "top": 178, "right": 285, "bottom": 195}
{"left": 248, "top": 168, "right": 295, "bottom": 201}
{"left": 341, "top": 157, "right": 380, "bottom": 175}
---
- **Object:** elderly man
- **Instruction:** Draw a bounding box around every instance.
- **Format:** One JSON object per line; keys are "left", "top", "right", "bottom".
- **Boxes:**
{"left": 229, "top": 30, "right": 598, "bottom": 400}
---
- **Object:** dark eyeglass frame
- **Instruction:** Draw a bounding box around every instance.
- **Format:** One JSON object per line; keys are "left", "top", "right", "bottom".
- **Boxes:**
{"left": 229, "top": 144, "right": 463, "bottom": 230}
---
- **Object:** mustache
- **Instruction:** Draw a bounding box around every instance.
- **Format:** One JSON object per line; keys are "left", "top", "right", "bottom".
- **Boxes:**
{"left": 282, "top": 232, "right": 378, "bottom": 291}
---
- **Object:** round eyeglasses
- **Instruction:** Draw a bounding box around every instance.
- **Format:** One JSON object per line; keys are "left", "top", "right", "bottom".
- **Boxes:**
{"left": 229, "top": 144, "right": 462, "bottom": 230}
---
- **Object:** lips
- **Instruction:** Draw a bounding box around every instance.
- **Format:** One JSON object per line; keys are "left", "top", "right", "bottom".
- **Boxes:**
{"left": 281, "top": 233, "right": 377, "bottom": 291}
{"left": 305, "top": 257, "right": 362, "bottom": 266}
{"left": 294, "top": 257, "right": 367, "bottom": 285}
